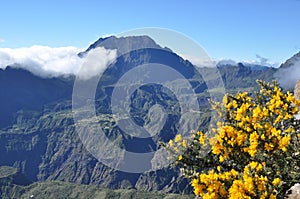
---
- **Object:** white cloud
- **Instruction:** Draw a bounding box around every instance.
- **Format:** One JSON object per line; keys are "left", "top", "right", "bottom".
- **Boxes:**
{"left": 179, "top": 53, "right": 216, "bottom": 67}
{"left": 274, "top": 56, "right": 300, "bottom": 89}
{"left": 242, "top": 54, "right": 279, "bottom": 67}
{"left": 0, "top": 46, "right": 117, "bottom": 79}
{"left": 216, "top": 59, "right": 237, "bottom": 66}
{"left": 210, "top": 57, "right": 279, "bottom": 68}
{"left": 178, "top": 53, "right": 279, "bottom": 68}
{"left": 77, "top": 47, "right": 117, "bottom": 80}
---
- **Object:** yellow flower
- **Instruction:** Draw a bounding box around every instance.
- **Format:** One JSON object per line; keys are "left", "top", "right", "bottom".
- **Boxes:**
{"left": 178, "top": 154, "right": 183, "bottom": 161}
{"left": 282, "top": 103, "right": 288, "bottom": 111}
{"left": 212, "top": 143, "right": 222, "bottom": 155}
{"left": 257, "top": 175, "right": 268, "bottom": 191}
{"left": 274, "top": 115, "right": 283, "bottom": 124}
{"left": 279, "top": 134, "right": 291, "bottom": 152}
{"left": 192, "top": 178, "right": 205, "bottom": 196}
{"left": 223, "top": 94, "right": 228, "bottom": 105}
{"left": 226, "top": 102, "right": 233, "bottom": 109}
{"left": 181, "top": 140, "right": 188, "bottom": 148}
{"left": 271, "top": 128, "right": 280, "bottom": 137}
{"left": 219, "top": 155, "right": 225, "bottom": 163}
{"left": 253, "top": 106, "right": 262, "bottom": 120}
{"left": 284, "top": 114, "right": 292, "bottom": 120}
{"left": 219, "top": 187, "right": 227, "bottom": 197}
{"left": 248, "top": 132, "right": 259, "bottom": 157}
{"left": 264, "top": 143, "right": 274, "bottom": 152}
{"left": 262, "top": 107, "right": 269, "bottom": 117}
{"left": 256, "top": 164, "right": 263, "bottom": 171}
{"left": 249, "top": 161, "right": 258, "bottom": 170}
{"left": 229, "top": 179, "right": 252, "bottom": 199}
{"left": 270, "top": 194, "right": 276, "bottom": 199}
{"left": 285, "top": 127, "right": 295, "bottom": 133}
{"left": 233, "top": 100, "right": 238, "bottom": 108}
{"left": 199, "top": 132, "right": 206, "bottom": 145}
{"left": 173, "top": 146, "right": 179, "bottom": 152}
{"left": 272, "top": 178, "right": 281, "bottom": 186}
{"left": 292, "top": 107, "right": 299, "bottom": 114}
{"left": 286, "top": 91, "right": 296, "bottom": 102}
{"left": 175, "top": 134, "right": 182, "bottom": 143}
{"left": 230, "top": 169, "right": 238, "bottom": 177}
{"left": 168, "top": 139, "right": 173, "bottom": 147}
{"left": 260, "top": 191, "right": 268, "bottom": 199}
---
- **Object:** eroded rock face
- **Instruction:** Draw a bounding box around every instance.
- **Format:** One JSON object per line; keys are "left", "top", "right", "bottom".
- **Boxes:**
{"left": 286, "top": 183, "right": 300, "bottom": 199}
{"left": 294, "top": 80, "right": 300, "bottom": 100}
{"left": 294, "top": 80, "right": 300, "bottom": 119}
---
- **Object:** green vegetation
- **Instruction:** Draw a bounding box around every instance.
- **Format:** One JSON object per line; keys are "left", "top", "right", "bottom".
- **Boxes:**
{"left": 0, "top": 167, "right": 18, "bottom": 179}
{"left": 1, "top": 180, "right": 193, "bottom": 199}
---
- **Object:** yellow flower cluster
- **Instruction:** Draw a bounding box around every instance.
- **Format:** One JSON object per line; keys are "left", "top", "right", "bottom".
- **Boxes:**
{"left": 166, "top": 80, "right": 300, "bottom": 198}
{"left": 167, "top": 133, "right": 190, "bottom": 161}
{"left": 191, "top": 163, "right": 280, "bottom": 199}
{"left": 211, "top": 82, "right": 299, "bottom": 160}
{"left": 192, "top": 169, "right": 238, "bottom": 198}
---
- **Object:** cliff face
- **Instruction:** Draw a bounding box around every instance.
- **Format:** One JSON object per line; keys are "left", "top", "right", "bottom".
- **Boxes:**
{"left": 294, "top": 80, "right": 300, "bottom": 119}
{"left": 295, "top": 80, "right": 300, "bottom": 100}
{"left": 280, "top": 52, "right": 300, "bottom": 69}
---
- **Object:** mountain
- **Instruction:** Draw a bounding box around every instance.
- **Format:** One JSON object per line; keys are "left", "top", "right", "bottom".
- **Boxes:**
{"left": 0, "top": 66, "right": 74, "bottom": 129}
{"left": 0, "top": 35, "right": 286, "bottom": 197}
{"left": 79, "top": 35, "right": 170, "bottom": 57}
{"left": 215, "top": 62, "right": 276, "bottom": 92}
{"left": 273, "top": 51, "right": 300, "bottom": 90}
{"left": 279, "top": 51, "right": 300, "bottom": 69}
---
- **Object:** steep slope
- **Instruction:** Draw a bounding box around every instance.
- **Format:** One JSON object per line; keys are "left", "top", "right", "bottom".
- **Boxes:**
{"left": 216, "top": 62, "right": 276, "bottom": 92}
{"left": 274, "top": 51, "right": 300, "bottom": 89}
{"left": 0, "top": 66, "right": 74, "bottom": 128}
{"left": 279, "top": 51, "right": 300, "bottom": 69}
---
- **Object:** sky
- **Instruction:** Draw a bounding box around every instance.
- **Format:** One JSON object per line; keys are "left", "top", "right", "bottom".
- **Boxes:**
{"left": 1, "top": 0, "right": 300, "bottom": 65}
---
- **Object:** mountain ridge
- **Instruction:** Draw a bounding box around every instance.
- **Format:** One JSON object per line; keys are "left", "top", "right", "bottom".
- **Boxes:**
{"left": 279, "top": 51, "right": 300, "bottom": 69}
{"left": 0, "top": 35, "right": 298, "bottom": 196}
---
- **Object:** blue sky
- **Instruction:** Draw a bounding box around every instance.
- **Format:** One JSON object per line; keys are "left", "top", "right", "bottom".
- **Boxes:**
{"left": 1, "top": 0, "right": 300, "bottom": 64}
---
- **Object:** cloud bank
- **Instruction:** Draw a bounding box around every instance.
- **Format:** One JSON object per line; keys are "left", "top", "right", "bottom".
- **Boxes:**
{"left": 179, "top": 53, "right": 215, "bottom": 67}
{"left": 216, "top": 55, "right": 279, "bottom": 68}
{"left": 77, "top": 47, "right": 117, "bottom": 80}
{"left": 274, "top": 56, "right": 300, "bottom": 89}
{"left": 180, "top": 53, "right": 279, "bottom": 68}
{"left": 0, "top": 46, "right": 117, "bottom": 79}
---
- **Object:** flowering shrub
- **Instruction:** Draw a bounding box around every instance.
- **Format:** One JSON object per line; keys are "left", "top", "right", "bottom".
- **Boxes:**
{"left": 165, "top": 80, "right": 300, "bottom": 198}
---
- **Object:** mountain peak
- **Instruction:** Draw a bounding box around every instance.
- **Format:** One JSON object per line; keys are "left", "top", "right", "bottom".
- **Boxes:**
{"left": 80, "top": 35, "right": 165, "bottom": 57}
{"left": 279, "top": 51, "right": 300, "bottom": 69}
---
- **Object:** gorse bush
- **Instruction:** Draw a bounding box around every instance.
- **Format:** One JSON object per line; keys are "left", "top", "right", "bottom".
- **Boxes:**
{"left": 165, "top": 80, "right": 300, "bottom": 198}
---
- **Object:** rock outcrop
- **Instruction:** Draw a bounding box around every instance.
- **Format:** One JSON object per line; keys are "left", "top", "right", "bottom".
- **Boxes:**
{"left": 286, "top": 183, "right": 300, "bottom": 199}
